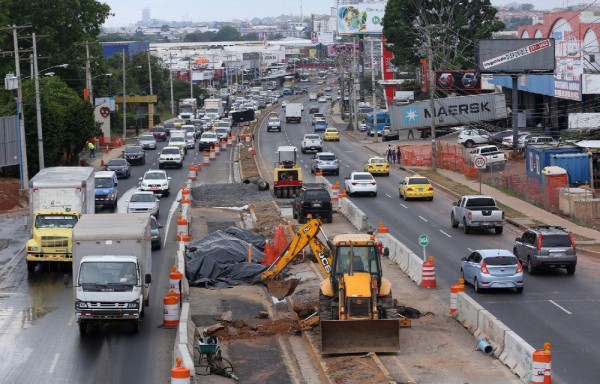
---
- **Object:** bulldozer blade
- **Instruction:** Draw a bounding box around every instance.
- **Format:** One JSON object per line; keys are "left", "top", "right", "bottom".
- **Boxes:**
{"left": 267, "top": 279, "right": 299, "bottom": 300}
{"left": 320, "top": 319, "right": 400, "bottom": 355}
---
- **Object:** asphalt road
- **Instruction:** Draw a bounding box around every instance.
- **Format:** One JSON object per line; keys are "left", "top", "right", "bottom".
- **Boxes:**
{"left": 258, "top": 90, "right": 600, "bottom": 383}
{"left": 0, "top": 136, "right": 233, "bottom": 383}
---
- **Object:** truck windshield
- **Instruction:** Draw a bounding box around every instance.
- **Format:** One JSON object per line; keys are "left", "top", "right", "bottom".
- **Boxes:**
{"left": 79, "top": 262, "right": 138, "bottom": 285}
{"left": 335, "top": 246, "right": 379, "bottom": 275}
{"left": 95, "top": 177, "right": 113, "bottom": 188}
{"left": 35, "top": 214, "right": 78, "bottom": 229}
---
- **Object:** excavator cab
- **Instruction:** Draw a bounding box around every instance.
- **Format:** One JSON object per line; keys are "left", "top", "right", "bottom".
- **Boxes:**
{"left": 273, "top": 146, "right": 302, "bottom": 198}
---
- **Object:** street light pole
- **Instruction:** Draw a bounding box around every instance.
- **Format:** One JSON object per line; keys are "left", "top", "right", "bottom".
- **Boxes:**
{"left": 169, "top": 50, "right": 174, "bottom": 116}
{"left": 122, "top": 49, "right": 126, "bottom": 140}
{"left": 13, "top": 25, "right": 29, "bottom": 185}
{"left": 147, "top": 50, "right": 153, "bottom": 95}
{"left": 32, "top": 32, "right": 44, "bottom": 170}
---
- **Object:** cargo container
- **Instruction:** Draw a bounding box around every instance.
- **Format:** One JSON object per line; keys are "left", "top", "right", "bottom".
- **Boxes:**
{"left": 525, "top": 146, "right": 589, "bottom": 185}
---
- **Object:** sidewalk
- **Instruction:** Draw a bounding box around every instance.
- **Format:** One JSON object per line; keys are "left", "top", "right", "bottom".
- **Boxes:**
{"left": 329, "top": 103, "right": 600, "bottom": 246}
{"left": 81, "top": 140, "right": 132, "bottom": 171}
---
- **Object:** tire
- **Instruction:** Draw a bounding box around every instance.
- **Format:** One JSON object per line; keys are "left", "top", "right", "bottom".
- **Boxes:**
{"left": 27, "top": 261, "right": 36, "bottom": 273}
{"left": 495, "top": 227, "right": 503, "bottom": 235}
{"left": 463, "top": 219, "right": 471, "bottom": 234}
{"left": 380, "top": 294, "right": 399, "bottom": 319}
{"left": 473, "top": 277, "right": 482, "bottom": 293}
{"left": 310, "top": 168, "right": 314, "bottom": 174}
{"left": 318, "top": 292, "right": 333, "bottom": 321}
{"left": 527, "top": 256, "right": 537, "bottom": 275}
{"left": 79, "top": 322, "right": 88, "bottom": 336}
{"left": 428, "top": 196, "right": 433, "bottom": 201}
{"left": 465, "top": 140, "right": 474, "bottom": 148}
{"left": 373, "top": 192, "right": 377, "bottom": 197}
{"left": 403, "top": 192, "right": 408, "bottom": 201}
{"left": 164, "top": 189, "right": 170, "bottom": 197}
{"left": 292, "top": 207, "right": 298, "bottom": 219}
{"left": 132, "top": 319, "right": 140, "bottom": 334}
{"left": 298, "top": 213, "right": 306, "bottom": 224}
{"left": 156, "top": 241, "right": 161, "bottom": 250}
{"left": 335, "top": 170, "right": 339, "bottom": 176}
{"left": 451, "top": 213, "right": 459, "bottom": 228}
{"left": 326, "top": 212, "right": 333, "bottom": 223}
{"left": 566, "top": 265, "right": 576, "bottom": 275}
{"left": 516, "top": 287, "right": 524, "bottom": 294}
{"left": 158, "top": 164, "right": 163, "bottom": 169}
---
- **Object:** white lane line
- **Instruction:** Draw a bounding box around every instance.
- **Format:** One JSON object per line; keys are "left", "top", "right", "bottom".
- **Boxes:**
{"left": 419, "top": 216, "right": 428, "bottom": 222}
{"left": 49, "top": 353, "right": 60, "bottom": 374}
{"left": 400, "top": 203, "right": 408, "bottom": 209}
{"left": 67, "top": 313, "right": 75, "bottom": 326}
{"left": 344, "top": 164, "right": 350, "bottom": 168}
{"left": 467, "top": 247, "right": 473, "bottom": 252}
{"left": 549, "top": 300, "right": 572, "bottom": 315}
{"left": 385, "top": 193, "right": 392, "bottom": 198}
{"left": 439, "top": 230, "right": 452, "bottom": 238}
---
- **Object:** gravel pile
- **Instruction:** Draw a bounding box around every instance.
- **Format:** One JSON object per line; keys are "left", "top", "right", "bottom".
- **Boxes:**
{"left": 191, "top": 183, "right": 273, "bottom": 206}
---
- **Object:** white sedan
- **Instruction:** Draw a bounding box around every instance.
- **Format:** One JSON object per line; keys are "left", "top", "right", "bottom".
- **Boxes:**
{"left": 127, "top": 190, "right": 160, "bottom": 217}
{"left": 139, "top": 169, "right": 171, "bottom": 197}
{"left": 344, "top": 172, "right": 377, "bottom": 197}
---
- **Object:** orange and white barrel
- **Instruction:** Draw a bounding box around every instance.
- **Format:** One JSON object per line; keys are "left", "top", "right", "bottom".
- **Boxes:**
{"left": 214, "top": 141, "right": 220, "bottom": 155}
{"left": 209, "top": 148, "right": 216, "bottom": 160}
{"left": 245, "top": 134, "right": 251, "bottom": 143}
{"left": 337, "top": 191, "right": 346, "bottom": 211}
{"left": 227, "top": 135, "right": 232, "bottom": 146}
{"left": 176, "top": 215, "right": 188, "bottom": 240}
{"left": 171, "top": 357, "right": 190, "bottom": 384}
{"left": 182, "top": 234, "right": 190, "bottom": 247}
{"left": 220, "top": 139, "right": 227, "bottom": 151}
{"left": 421, "top": 256, "right": 436, "bottom": 288}
{"left": 187, "top": 164, "right": 196, "bottom": 180}
{"left": 163, "top": 290, "right": 180, "bottom": 327}
{"left": 331, "top": 182, "right": 340, "bottom": 207}
{"left": 531, "top": 343, "right": 552, "bottom": 383}
{"left": 203, "top": 151, "right": 210, "bottom": 165}
{"left": 169, "top": 265, "right": 184, "bottom": 299}
{"left": 449, "top": 280, "right": 465, "bottom": 315}
{"left": 196, "top": 163, "right": 202, "bottom": 173}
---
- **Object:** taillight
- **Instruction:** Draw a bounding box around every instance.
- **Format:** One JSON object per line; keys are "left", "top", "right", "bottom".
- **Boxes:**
{"left": 537, "top": 234, "right": 542, "bottom": 250}
{"left": 351, "top": 182, "right": 357, "bottom": 186}
{"left": 502, "top": 211, "right": 505, "bottom": 219}
{"left": 516, "top": 261, "right": 523, "bottom": 273}
{"left": 407, "top": 187, "right": 413, "bottom": 191}
{"left": 569, "top": 232, "right": 576, "bottom": 249}
{"left": 480, "top": 261, "right": 489, "bottom": 274}
{"left": 300, "top": 202, "right": 305, "bottom": 208}
{"left": 371, "top": 182, "right": 376, "bottom": 185}
{"left": 467, "top": 211, "right": 472, "bottom": 220}
{"left": 428, "top": 187, "right": 433, "bottom": 191}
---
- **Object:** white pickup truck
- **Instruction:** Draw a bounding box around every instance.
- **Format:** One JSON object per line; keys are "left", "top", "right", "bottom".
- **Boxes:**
{"left": 301, "top": 134, "right": 323, "bottom": 153}
{"left": 469, "top": 145, "right": 507, "bottom": 170}
{"left": 451, "top": 195, "right": 505, "bottom": 234}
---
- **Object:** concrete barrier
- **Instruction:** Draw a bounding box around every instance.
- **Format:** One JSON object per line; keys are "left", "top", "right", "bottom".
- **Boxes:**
{"left": 339, "top": 197, "right": 369, "bottom": 231}
{"left": 173, "top": 302, "right": 197, "bottom": 383}
{"left": 380, "top": 233, "right": 423, "bottom": 285}
{"left": 453, "top": 292, "right": 482, "bottom": 334}
{"left": 475, "top": 309, "right": 510, "bottom": 357}
{"left": 499, "top": 331, "right": 534, "bottom": 381}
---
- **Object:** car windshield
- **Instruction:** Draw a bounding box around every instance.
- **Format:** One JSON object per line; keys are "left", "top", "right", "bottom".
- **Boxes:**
{"left": 125, "top": 147, "right": 142, "bottom": 154}
{"left": 484, "top": 256, "right": 518, "bottom": 266}
{"left": 203, "top": 133, "right": 217, "bottom": 139}
{"left": 131, "top": 193, "right": 155, "bottom": 203}
{"left": 140, "top": 135, "right": 154, "bottom": 141}
{"left": 316, "top": 122, "right": 326, "bottom": 126}
{"left": 152, "top": 127, "right": 165, "bottom": 133}
{"left": 95, "top": 177, "right": 114, "bottom": 188}
{"left": 216, "top": 128, "right": 228, "bottom": 133}
{"left": 35, "top": 214, "right": 78, "bottom": 229}
{"left": 164, "top": 123, "right": 175, "bottom": 129}
{"left": 162, "top": 148, "right": 180, "bottom": 154}
{"left": 170, "top": 137, "right": 185, "bottom": 143}
{"left": 409, "top": 177, "right": 429, "bottom": 185}
{"left": 145, "top": 172, "right": 165, "bottom": 180}
{"left": 107, "top": 159, "right": 127, "bottom": 166}
{"left": 541, "top": 234, "right": 572, "bottom": 247}
{"left": 335, "top": 246, "right": 380, "bottom": 274}
{"left": 79, "top": 262, "right": 137, "bottom": 286}
{"left": 306, "top": 135, "right": 319, "bottom": 140}
{"left": 318, "top": 155, "right": 336, "bottom": 161}
{"left": 371, "top": 158, "right": 386, "bottom": 164}
{"left": 354, "top": 174, "right": 374, "bottom": 181}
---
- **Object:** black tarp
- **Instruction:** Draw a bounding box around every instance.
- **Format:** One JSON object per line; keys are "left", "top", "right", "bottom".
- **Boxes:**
{"left": 231, "top": 109, "right": 255, "bottom": 124}
{"left": 185, "top": 227, "right": 267, "bottom": 288}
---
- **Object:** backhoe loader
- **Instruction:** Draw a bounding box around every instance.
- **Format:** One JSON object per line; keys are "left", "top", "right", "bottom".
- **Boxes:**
{"left": 261, "top": 219, "right": 400, "bottom": 354}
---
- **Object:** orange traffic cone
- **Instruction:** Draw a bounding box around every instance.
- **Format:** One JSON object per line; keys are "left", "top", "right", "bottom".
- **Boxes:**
{"left": 273, "top": 225, "right": 288, "bottom": 256}
{"left": 531, "top": 343, "right": 552, "bottom": 384}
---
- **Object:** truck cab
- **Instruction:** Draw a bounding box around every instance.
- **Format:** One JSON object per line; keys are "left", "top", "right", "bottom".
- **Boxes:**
{"left": 94, "top": 171, "right": 119, "bottom": 211}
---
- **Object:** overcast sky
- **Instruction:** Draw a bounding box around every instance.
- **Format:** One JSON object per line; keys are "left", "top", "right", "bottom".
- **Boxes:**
{"left": 100, "top": 0, "right": 584, "bottom": 28}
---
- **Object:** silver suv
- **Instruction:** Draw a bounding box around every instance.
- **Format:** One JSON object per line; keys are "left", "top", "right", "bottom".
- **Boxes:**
{"left": 513, "top": 226, "right": 577, "bottom": 275}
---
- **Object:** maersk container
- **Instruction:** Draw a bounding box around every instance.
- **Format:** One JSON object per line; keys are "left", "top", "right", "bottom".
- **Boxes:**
{"left": 525, "top": 146, "right": 587, "bottom": 185}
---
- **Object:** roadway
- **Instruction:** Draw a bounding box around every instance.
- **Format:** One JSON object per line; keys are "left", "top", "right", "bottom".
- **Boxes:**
{"left": 257, "top": 87, "right": 600, "bottom": 383}
{"left": 0, "top": 137, "right": 233, "bottom": 383}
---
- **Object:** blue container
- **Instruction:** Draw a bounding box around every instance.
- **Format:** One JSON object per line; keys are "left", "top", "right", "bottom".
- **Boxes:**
{"left": 550, "top": 153, "right": 591, "bottom": 185}
{"left": 525, "top": 146, "right": 583, "bottom": 185}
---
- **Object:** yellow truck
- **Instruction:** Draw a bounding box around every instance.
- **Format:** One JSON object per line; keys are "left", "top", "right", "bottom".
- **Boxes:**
{"left": 26, "top": 167, "right": 95, "bottom": 273}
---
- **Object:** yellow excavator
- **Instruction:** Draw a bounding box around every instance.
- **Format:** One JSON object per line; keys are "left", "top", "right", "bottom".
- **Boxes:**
{"left": 261, "top": 219, "right": 401, "bottom": 354}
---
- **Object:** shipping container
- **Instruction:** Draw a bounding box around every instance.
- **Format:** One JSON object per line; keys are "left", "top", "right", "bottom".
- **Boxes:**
{"left": 525, "top": 146, "right": 588, "bottom": 185}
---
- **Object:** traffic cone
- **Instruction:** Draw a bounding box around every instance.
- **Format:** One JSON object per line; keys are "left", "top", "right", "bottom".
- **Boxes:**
{"left": 171, "top": 357, "right": 190, "bottom": 384}
{"left": 421, "top": 256, "right": 436, "bottom": 288}
{"left": 176, "top": 215, "right": 188, "bottom": 241}
{"left": 337, "top": 191, "right": 346, "bottom": 211}
{"left": 378, "top": 222, "right": 389, "bottom": 233}
{"left": 262, "top": 241, "right": 275, "bottom": 266}
{"left": 196, "top": 163, "right": 202, "bottom": 173}
{"left": 273, "top": 225, "right": 288, "bottom": 256}
{"left": 100, "top": 159, "right": 105, "bottom": 167}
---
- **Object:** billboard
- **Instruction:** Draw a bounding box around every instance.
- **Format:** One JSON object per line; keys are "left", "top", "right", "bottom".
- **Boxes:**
{"left": 554, "top": 40, "right": 583, "bottom": 101}
{"left": 337, "top": 3, "right": 385, "bottom": 35}
{"left": 317, "top": 32, "right": 334, "bottom": 45}
{"left": 389, "top": 93, "right": 508, "bottom": 130}
{"left": 475, "top": 39, "right": 555, "bottom": 74}
{"left": 434, "top": 71, "right": 481, "bottom": 91}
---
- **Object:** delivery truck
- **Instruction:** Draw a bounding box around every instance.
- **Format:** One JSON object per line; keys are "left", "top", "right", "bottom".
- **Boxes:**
{"left": 285, "top": 103, "right": 303, "bottom": 123}
{"left": 26, "top": 167, "right": 95, "bottom": 273}
{"left": 204, "top": 98, "right": 224, "bottom": 119}
{"left": 70, "top": 213, "right": 152, "bottom": 335}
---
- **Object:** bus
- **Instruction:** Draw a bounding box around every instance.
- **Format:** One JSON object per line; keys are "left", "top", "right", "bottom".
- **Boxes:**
{"left": 366, "top": 112, "right": 390, "bottom": 137}
{"left": 283, "top": 75, "right": 295, "bottom": 88}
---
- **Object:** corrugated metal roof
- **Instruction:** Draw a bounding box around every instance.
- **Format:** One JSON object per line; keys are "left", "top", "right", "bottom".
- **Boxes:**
{"left": 73, "top": 214, "right": 150, "bottom": 241}
{"left": 29, "top": 167, "right": 94, "bottom": 188}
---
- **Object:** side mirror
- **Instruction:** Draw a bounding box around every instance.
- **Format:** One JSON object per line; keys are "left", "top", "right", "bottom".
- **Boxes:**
{"left": 382, "top": 247, "right": 390, "bottom": 257}
{"left": 167, "top": 177, "right": 172, "bottom": 180}
{"left": 159, "top": 224, "right": 164, "bottom": 229}
{"left": 460, "top": 257, "right": 467, "bottom": 262}
{"left": 452, "top": 202, "right": 458, "bottom": 206}
{"left": 63, "top": 273, "right": 71, "bottom": 287}
{"left": 139, "top": 177, "right": 143, "bottom": 181}
{"left": 145, "top": 273, "right": 152, "bottom": 284}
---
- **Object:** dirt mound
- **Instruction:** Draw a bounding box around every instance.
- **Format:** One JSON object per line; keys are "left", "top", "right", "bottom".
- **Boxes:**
{"left": 211, "top": 318, "right": 300, "bottom": 341}
{"left": 0, "top": 178, "right": 26, "bottom": 214}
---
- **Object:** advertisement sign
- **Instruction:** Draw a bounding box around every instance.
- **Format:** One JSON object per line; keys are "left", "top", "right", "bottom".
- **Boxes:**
{"left": 317, "top": 32, "right": 334, "bottom": 45}
{"left": 95, "top": 97, "right": 116, "bottom": 112}
{"left": 475, "top": 39, "right": 555, "bottom": 74}
{"left": 337, "top": 3, "right": 385, "bottom": 35}
{"left": 434, "top": 71, "right": 481, "bottom": 91}
{"left": 554, "top": 40, "right": 583, "bottom": 101}
{"left": 243, "top": 52, "right": 259, "bottom": 60}
{"left": 192, "top": 71, "right": 214, "bottom": 81}
{"left": 389, "top": 93, "right": 508, "bottom": 130}
{"left": 382, "top": 35, "right": 395, "bottom": 80}
{"left": 309, "top": 49, "right": 317, "bottom": 58}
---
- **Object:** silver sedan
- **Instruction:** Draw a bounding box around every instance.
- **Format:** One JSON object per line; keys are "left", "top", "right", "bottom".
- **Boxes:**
{"left": 460, "top": 249, "right": 524, "bottom": 293}
{"left": 138, "top": 134, "right": 157, "bottom": 150}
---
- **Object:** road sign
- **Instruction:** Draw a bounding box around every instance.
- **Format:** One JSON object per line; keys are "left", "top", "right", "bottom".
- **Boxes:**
{"left": 418, "top": 234, "right": 429, "bottom": 247}
{"left": 473, "top": 156, "right": 487, "bottom": 170}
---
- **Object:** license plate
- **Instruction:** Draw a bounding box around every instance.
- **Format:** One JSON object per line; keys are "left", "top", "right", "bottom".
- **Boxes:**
{"left": 418, "top": 188, "right": 423, "bottom": 192}
{"left": 313, "top": 203, "right": 321, "bottom": 207}
{"left": 551, "top": 252, "right": 565, "bottom": 257}
{"left": 151, "top": 188, "right": 158, "bottom": 191}
{"left": 496, "top": 282, "right": 508, "bottom": 288}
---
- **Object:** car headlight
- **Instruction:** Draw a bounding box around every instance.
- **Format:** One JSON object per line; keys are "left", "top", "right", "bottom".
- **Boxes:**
{"left": 27, "top": 246, "right": 39, "bottom": 252}
{"left": 76, "top": 301, "right": 88, "bottom": 309}
{"left": 127, "top": 300, "right": 139, "bottom": 309}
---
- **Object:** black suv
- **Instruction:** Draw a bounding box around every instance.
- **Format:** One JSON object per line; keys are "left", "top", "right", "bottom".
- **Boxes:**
{"left": 292, "top": 184, "right": 333, "bottom": 224}
{"left": 513, "top": 226, "right": 577, "bottom": 275}
{"left": 309, "top": 105, "right": 320, "bottom": 114}
{"left": 122, "top": 145, "right": 146, "bottom": 165}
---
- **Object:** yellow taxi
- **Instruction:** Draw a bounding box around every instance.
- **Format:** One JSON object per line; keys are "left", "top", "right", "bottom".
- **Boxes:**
{"left": 173, "top": 119, "right": 185, "bottom": 128}
{"left": 398, "top": 175, "right": 434, "bottom": 201}
{"left": 323, "top": 127, "right": 340, "bottom": 141}
{"left": 363, "top": 157, "right": 389, "bottom": 176}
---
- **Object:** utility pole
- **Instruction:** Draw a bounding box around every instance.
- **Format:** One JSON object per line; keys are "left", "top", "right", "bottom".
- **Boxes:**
{"left": 359, "top": 35, "right": 365, "bottom": 102}
{"left": 85, "top": 42, "right": 93, "bottom": 106}
{"left": 32, "top": 32, "right": 44, "bottom": 169}
{"left": 371, "top": 38, "right": 378, "bottom": 144}
{"left": 352, "top": 37, "right": 358, "bottom": 132}
{"left": 122, "top": 49, "right": 126, "bottom": 140}
{"left": 147, "top": 50, "right": 153, "bottom": 95}
{"left": 189, "top": 58, "right": 193, "bottom": 98}
{"left": 169, "top": 50, "right": 174, "bottom": 116}
{"left": 12, "top": 25, "right": 29, "bottom": 185}
{"left": 425, "top": 28, "right": 438, "bottom": 171}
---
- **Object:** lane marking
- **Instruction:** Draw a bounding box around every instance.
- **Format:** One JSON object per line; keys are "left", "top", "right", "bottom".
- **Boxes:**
{"left": 549, "top": 300, "right": 572, "bottom": 315}
{"left": 419, "top": 216, "right": 428, "bottom": 222}
{"left": 467, "top": 247, "right": 473, "bottom": 252}
{"left": 439, "top": 230, "right": 452, "bottom": 238}
{"left": 400, "top": 203, "right": 408, "bottom": 209}
{"left": 49, "top": 353, "right": 60, "bottom": 374}
{"left": 385, "top": 193, "right": 392, "bottom": 198}
{"left": 68, "top": 313, "right": 75, "bottom": 327}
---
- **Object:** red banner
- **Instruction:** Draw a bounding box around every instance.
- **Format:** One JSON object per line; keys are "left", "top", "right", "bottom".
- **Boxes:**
{"left": 381, "top": 34, "right": 395, "bottom": 81}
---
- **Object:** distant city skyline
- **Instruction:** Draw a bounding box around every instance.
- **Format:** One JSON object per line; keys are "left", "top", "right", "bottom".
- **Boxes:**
{"left": 100, "top": 0, "right": 591, "bottom": 28}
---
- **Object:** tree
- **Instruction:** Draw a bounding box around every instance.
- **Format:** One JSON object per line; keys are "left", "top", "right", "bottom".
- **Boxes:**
{"left": 161, "top": 24, "right": 170, "bottom": 32}
{"left": 212, "top": 26, "right": 242, "bottom": 41}
{"left": 244, "top": 33, "right": 260, "bottom": 41}
{"left": 521, "top": 4, "right": 535, "bottom": 11}
{"left": 382, "top": 0, "right": 505, "bottom": 70}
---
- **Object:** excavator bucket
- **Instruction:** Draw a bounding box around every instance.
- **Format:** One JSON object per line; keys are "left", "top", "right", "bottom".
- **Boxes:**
{"left": 320, "top": 319, "right": 400, "bottom": 355}
{"left": 267, "top": 279, "right": 299, "bottom": 300}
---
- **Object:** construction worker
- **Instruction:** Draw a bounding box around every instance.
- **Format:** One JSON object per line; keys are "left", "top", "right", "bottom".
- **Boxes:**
{"left": 87, "top": 141, "right": 95, "bottom": 158}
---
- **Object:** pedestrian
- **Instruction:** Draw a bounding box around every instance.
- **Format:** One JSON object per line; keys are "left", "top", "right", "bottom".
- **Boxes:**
{"left": 391, "top": 148, "right": 397, "bottom": 164}
{"left": 87, "top": 141, "right": 95, "bottom": 158}
{"left": 397, "top": 145, "right": 402, "bottom": 165}
{"left": 407, "top": 129, "right": 414, "bottom": 139}
{"left": 386, "top": 144, "right": 392, "bottom": 162}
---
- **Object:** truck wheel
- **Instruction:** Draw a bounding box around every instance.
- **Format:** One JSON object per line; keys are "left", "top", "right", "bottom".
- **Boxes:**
{"left": 79, "top": 322, "right": 88, "bottom": 336}
{"left": 132, "top": 319, "right": 140, "bottom": 334}
{"left": 495, "top": 226, "right": 503, "bottom": 235}
{"left": 318, "top": 292, "right": 333, "bottom": 321}
{"left": 566, "top": 265, "right": 576, "bottom": 275}
{"left": 463, "top": 219, "right": 471, "bottom": 234}
{"left": 26, "top": 261, "right": 36, "bottom": 273}
{"left": 451, "top": 213, "right": 459, "bottom": 228}
{"left": 326, "top": 212, "right": 333, "bottom": 223}
{"left": 527, "top": 256, "right": 537, "bottom": 275}
{"left": 380, "top": 294, "right": 399, "bottom": 319}
{"left": 465, "top": 140, "right": 474, "bottom": 148}
{"left": 164, "top": 189, "right": 170, "bottom": 197}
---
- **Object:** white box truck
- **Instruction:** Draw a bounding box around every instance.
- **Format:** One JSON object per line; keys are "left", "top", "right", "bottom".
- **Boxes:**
{"left": 204, "top": 98, "right": 224, "bottom": 119}
{"left": 285, "top": 103, "right": 303, "bottom": 123}
{"left": 71, "top": 213, "right": 152, "bottom": 335}
{"left": 26, "top": 167, "right": 95, "bottom": 273}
